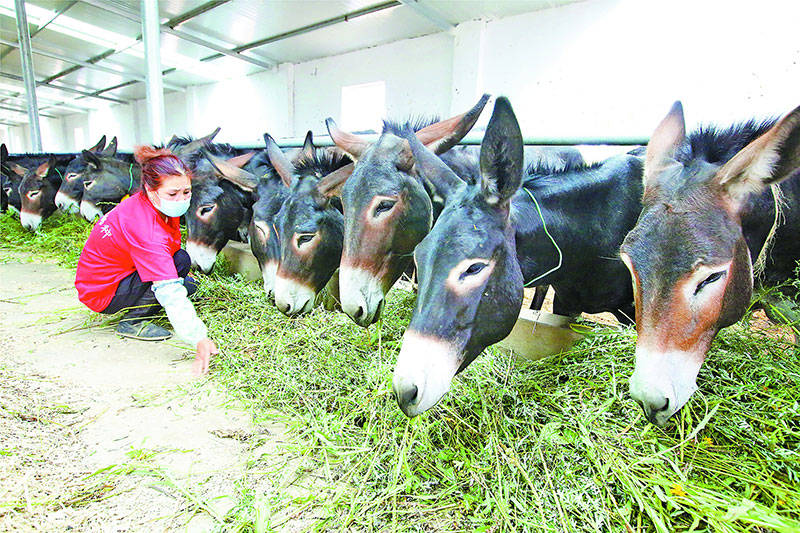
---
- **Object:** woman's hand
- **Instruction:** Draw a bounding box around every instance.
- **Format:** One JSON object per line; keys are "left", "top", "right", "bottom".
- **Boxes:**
{"left": 193, "top": 338, "right": 218, "bottom": 375}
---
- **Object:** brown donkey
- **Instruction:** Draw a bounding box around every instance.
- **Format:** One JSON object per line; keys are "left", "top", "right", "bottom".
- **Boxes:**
{"left": 620, "top": 101, "right": 800, "bottom": 426}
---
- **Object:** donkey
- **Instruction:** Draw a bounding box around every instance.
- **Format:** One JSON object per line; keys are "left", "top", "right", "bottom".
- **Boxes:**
{"left": 265, "top": 134, "right": 353, "bottom": 316}
{"left": 79, "top": 151, "right": 142, "bottom": 221}
{"left": 391, "top": 97, "right": 646, "bottom": 417}
{"left": 2, "top": 148, "right": 73, "bottom": 217}
{"left": 184, "top": 151, "right": 258, "bottom": 273}
{"left": 620, "top": 101, "right": 800, "bottom": 426}
{"left": 18, "top": 156, "right": 63, "bottom": 231}
{"left": 55, "top": 136, "right": 117, "bottom": 214}
{"left": 249, "top": 132, "right": 316, "bottom": 295}
{"left": 326, "top": 95, "right": 490, "bottom": 326}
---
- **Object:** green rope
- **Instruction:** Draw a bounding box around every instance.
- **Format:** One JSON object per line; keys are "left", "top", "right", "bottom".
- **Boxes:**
{"left": 521, "top": 187, "right": 562, "bottom": 286}
{"left": 128, "top": 163, "right": 134, "bottom": 192}
{"left": 55, "top": 168, "right": 63, "bottom": 179}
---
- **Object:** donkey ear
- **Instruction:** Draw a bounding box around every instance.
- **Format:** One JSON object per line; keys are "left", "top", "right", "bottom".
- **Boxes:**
{"left": 10, "top": 162, "right": 27, "bottom": 176}
{"left": 100, "top": 136, "right": 118, "bottom": 157}
{"left": 715, "top": 104, "right": 800, "bottom": 206}
{"left": 1, "top": 144, "right": 8, "bottom": 173}
{"left": 479, "top": 97, "right": 524, "bottom": 206}
{"left": 326, "top": 118, "right": 370, "bottom": 161}
{"left": 416, "top": 93, "right": 490, "bottom": 155}
{"left": 181, "top": 127, "right": 222, "bottom": 155}
{"left": 199, "top": 126, "right": 221, "bottom": 144}
{"left": 35, "top": 158, "right": 51, "bottom": 177}
{"left": 314, "top": 163, "right": 355, "bottom": 205}
{"left": 89, "top": 135, "right": 106, "bottom": 152}
{"left": 406, "top": 130, "right": 464, "bottom": 203}
{"left": 82, "top": 150, "right": 103, "bottom": 170}
{"left": 264, "top": 133, "right": 295, "bottom": 188}
{"left": 46, "top": 155, "right": 61, "bottom": 184}
{"left": 301, "top": 130, "right": 315, "bottom": 160}
{"left": 224, "top": 151, "right": 256, "bottom": 169}
{"left": 644, "top": 101, "right": 686, "bottom": 193}
{"left": 203, "top": 150, "right": 258, "bottom": 192}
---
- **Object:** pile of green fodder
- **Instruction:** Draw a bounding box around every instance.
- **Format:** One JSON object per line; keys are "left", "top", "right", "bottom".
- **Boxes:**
{"left": 3, "top": 213, "right": 798, "bottom": 532}
{"left": 199, "top": 270, "right": 799, "bottom": 532}
{"left": 0, "top": 211, "right": 92, "bottom": 267}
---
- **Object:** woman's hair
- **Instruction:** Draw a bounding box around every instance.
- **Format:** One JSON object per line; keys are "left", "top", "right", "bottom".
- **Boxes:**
{"left": 133, "top": 145, "right": 192, "bottom": 190}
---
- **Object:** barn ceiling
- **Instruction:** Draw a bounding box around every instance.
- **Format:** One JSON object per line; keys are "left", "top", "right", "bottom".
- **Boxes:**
{"left": 0, "top": 0, "right": 574, "bottom": 126}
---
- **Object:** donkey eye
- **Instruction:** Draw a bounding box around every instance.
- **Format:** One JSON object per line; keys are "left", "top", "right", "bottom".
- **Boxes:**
{"left": 84, "top": 180, "right": 95, "bottom": 189}
{"left": 462, "top": 262, "right": 487, "bottom": 278}
{"left": 297, "top": 233, "right": 316, "bottom": 246}
{"left": 199, "top": 204, "right": 215, "bottom": 216}
{"left": 3, "top": 188, "right": 10, "bottom": 196}
{"left": 694, "top": 271, "right": 726, "bottom": 295}
{"left": 374, "top": 200, "right": 396, "bottom": 216}
{"left": 66, "top": 173, "right": 79, "bottom": 180}
{"left": 27, "top": 189, "right": 41, "bottom": 198}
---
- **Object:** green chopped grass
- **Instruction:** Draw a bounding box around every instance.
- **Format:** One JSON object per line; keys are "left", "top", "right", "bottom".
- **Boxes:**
{"left": 3, "top": 212, "right": 799, "bottom": 532}
{"left": 1, "top": 211, "right": 92, "bottom": 267}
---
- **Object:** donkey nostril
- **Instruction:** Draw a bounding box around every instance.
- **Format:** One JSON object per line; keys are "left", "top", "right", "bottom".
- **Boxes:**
{"left": 398, "top": 384, "right": 418, "bottom": 408}
{"left": 354, "top": 305, "right": 364, "bottom": 319}
{"left": 656, "top": 397, "right": 670, "bottom": 412}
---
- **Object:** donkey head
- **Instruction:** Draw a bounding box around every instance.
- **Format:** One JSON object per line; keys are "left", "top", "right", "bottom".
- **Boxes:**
{"left": 268, "top": 132, "right": 353, "bottom": 317}
{"left": 328, "top": 94, "right": 490, "bottom": 327}
{"left": 19, "top": 155, "right": 62, "bottom": 231}
{"left": 392, "top": 97, "right": 525, "bottom": 417}
{"left": 56, "top": 135, "right": 109, "bottom": 213}
{"left": 79, "top": 151, "right": 141, "bottom": 221}
{"left": 185, "top": 151, "right": 257, "bottom": 273}
{"left": 620, "top": 101, "right": 800, "bottom": 426}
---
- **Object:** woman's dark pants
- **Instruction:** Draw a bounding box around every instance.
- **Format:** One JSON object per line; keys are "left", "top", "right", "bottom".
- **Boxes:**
{"left": 101, "top": 249, "right": 198, "bottom": 320}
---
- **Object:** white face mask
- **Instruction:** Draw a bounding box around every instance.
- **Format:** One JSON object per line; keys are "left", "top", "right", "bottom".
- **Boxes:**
{"left": 149, "top": 190, "right": 191, "bottom": 218}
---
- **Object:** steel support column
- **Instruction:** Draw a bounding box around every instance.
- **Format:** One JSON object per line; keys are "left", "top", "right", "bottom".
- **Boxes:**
{"left": 14, "top": 0, "right": 42, "bottom": 151}
{"left": 141, "top": 0, "right": 165, "bottom": 144}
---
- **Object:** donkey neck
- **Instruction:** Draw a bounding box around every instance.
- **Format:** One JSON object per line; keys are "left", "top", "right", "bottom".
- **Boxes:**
{"left": 511, "top": 154, "right": 644, "bottom": 285}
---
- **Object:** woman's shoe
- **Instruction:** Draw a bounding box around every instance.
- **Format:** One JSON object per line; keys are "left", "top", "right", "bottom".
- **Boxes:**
{"left": 116, "top": 319, "right": 172, "bottom": 341}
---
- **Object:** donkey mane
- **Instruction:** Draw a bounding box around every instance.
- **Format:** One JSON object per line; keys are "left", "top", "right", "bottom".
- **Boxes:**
{"left": 382, "top": 116, "right": 441, "bottom": 136}
{"left": 293, "top": 147, "right": 351, "bottom": 180}
{"left": 683, "top": 118, "right": 778, "bottom": 165}
{"left": 525, "top": 156, "right": 593, "bottom": 179}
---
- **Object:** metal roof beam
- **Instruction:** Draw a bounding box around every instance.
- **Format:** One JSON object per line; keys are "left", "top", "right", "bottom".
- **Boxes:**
{"left": 41, "top": 48, "right": 117, "bottom": 84}
{"left": 80, "top": 0, "right": 277, "bottom": 70}
{"left": 397, "top": 0, "right": 455, "bottom": 33}
{"left": 0, "top": 38, "right": 184, "bottom": 92}
{"left": 0, "top": 72, "right": 127, "bottom": 104}
{"left": 165, "top": 0, "right": 231, "bottom": 28}
{"left": 0, "top": 104, "right": 58, "bottom": 119}
{"left": 30, "top": 0, "right": 78, "bottom": 38}
{"left": 205, "top": 1, "right": 401, "bottom": 60}
{"left": 0, "top": 1, "right": 77, "bottom": 62}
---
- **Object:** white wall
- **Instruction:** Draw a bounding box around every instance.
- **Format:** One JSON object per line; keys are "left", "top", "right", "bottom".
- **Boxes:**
{"left": 294, "top": 32, "right": 454, "bottom": 137}
{"left": 185, "top": 66, "right": 290, "bottom": 146}
{"left": 477, "top": 0, "right": 800, "bottom": 137}
{"left": 5, "top": 0, "right": 800, "bottom": 153}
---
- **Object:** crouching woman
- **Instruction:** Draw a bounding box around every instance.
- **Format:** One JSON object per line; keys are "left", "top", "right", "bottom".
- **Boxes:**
{"left": 75, "top": 146, "right": 218, "bottom": 374}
